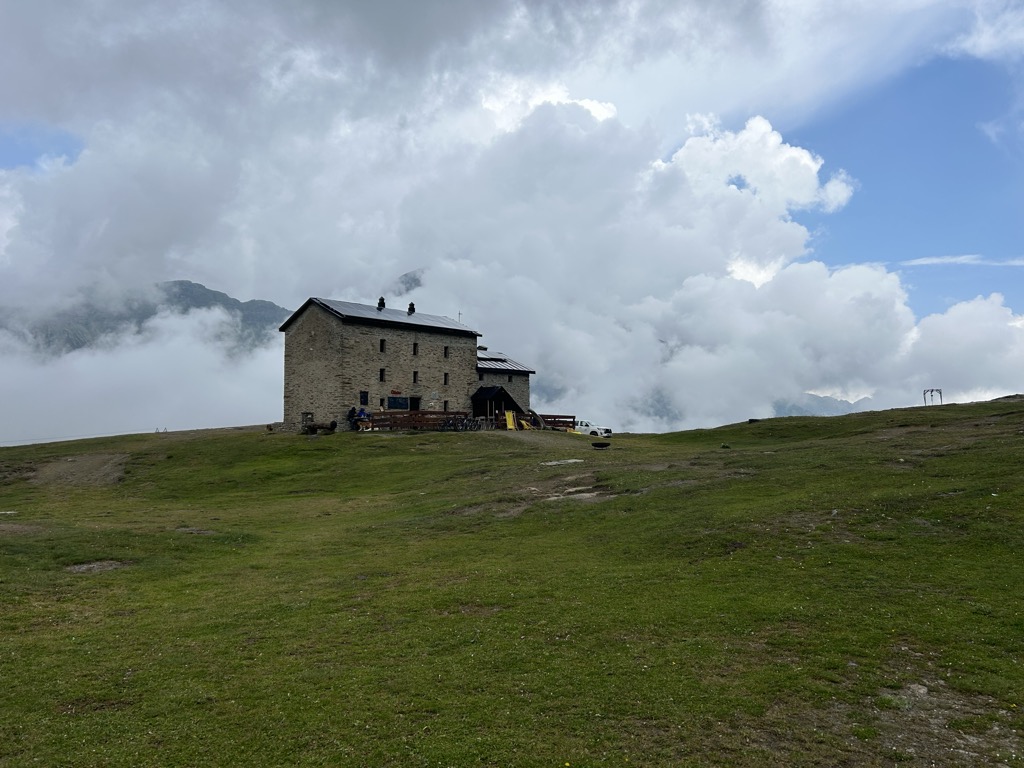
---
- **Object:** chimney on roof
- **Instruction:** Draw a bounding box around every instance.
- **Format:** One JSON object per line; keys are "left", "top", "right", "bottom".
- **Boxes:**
{"left": 407, "top": 302, "right": 415, "bottom": 315}
{"left": 377, "top": 297, "right": 385, "bottom": 311}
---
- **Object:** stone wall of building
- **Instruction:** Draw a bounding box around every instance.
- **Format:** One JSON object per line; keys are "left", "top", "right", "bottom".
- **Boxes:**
{"left": 478, "top": 371, "right": 531, "bottom": 411}
{"left": 282, "top": 304, "right": 345, "bottom": 428}
{"left": 283, "top": 304, "right": 479, "bottom": 427}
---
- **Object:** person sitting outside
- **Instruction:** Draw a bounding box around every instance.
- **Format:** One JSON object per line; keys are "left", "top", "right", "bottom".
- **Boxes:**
{"left": 355, "top": 407, "right": 372, "bottom": 431}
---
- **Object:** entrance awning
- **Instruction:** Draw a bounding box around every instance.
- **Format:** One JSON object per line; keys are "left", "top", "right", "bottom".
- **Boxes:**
{"left": 471, "top": 386, "right": 524, "bottom": 418}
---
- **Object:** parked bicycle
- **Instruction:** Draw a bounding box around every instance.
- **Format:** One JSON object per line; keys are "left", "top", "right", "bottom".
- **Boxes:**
{"left": 439, "top": 415, "right": 480, "bottom": 431}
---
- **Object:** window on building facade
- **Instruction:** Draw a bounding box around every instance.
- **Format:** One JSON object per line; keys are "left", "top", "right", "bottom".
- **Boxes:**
{"left": 413, "top": 342, "right": 418, "bottom": 356}
{"left": 359, "top": 390, "right": 369, "bottom": 405}
{"left": 443, "top": 372, "right": 449, "bottom": 385}
{"left": 379, "top": 397, "right": 385, "bottom": 407}
{"left": 443, "top": 346, "right": 449, "bottom": 358}
{"left": 478, "top": 373, "right": 483, "bottom": 381}
{"left": 412, "top": 371, "right": 419, "bottom": 384}
{"left": 443, "top": 400, "right": 449, "bottom": 412}
{"left": 379, "top": 338, "right": 386, "bottom": 353}
{"left": 379, "top": 368, "right": 386, "bottom": 382}
{"left": 508, "top": 375, "right": 513, "bottom": 383}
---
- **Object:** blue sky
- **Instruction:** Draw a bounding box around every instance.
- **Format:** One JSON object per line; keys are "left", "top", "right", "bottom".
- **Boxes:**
{"left": 789, "top": 55, "right": 1024, "bottom": 318}
{"left": 0, "top": 124, "right": 82, "bottom": 170}
{"left": 1, "top": 1, "right": 1024, "bottom": 443}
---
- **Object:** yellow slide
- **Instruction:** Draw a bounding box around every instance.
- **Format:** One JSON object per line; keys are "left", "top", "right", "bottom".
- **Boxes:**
{"left": 505, "top": 412, "right": 518, "bottom": 430}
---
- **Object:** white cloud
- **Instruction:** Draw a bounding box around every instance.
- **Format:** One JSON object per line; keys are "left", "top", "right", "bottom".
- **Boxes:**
{"left": 902, "top": 254, "right": 1024, "bottom": 266}
{"left": 0, "top": 173, "right": 21, "bottom": 266}
{"left": 0, "top": 309, "right": 282, "bottom": 446}
{"left": 951, "top": 0, "right": 1024, "bottom": 61}
{"left": 1, "top": 1, "right": 1023, "bottom": 443}
{"left": 902, "top": 254, "right": 985, "bottom": 265}
{"left": 878, "top": 293, "right": 1024, "bottom": 405}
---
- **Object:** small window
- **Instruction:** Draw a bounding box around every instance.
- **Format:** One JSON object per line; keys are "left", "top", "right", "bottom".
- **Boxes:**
{"left": 478, "top": 373, "right": 483, "bottom": 381}
{"left": 443, "top": 372, "right": 449, "bottom": 385}
{"left": 379, "top": 398, "right": 385, "bottom": 408}
{"left": 443, "top": 346, "right": 449, "bottom": 359}
{"left": 412, "top": 371, "right": 419, "bottom": 384}
{"left": 379, "top": 368, "right": 386, "bottom": 382}
{"left": 379, "top": 339, "right": 386, "bottom": 353}
{"left": 359, "top": 390, "right": 369, "bottom": 406}
{"left": 508, "top": 375, "right": 514, "bottom": 383}
{"left": 443, "top": 400, "right": 449, "bottom": 412}
{"left": 412, "top": 342, "right": 419, "bottom": 356}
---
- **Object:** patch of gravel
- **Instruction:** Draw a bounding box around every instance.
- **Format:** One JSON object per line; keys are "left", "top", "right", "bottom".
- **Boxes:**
{"left": 65, "top": 560, "right": 129, "bottom": 574}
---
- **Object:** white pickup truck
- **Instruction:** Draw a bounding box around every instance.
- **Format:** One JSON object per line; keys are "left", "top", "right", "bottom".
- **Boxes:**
{"left": 575, "top": 419, "right": 612, "bottom": 437}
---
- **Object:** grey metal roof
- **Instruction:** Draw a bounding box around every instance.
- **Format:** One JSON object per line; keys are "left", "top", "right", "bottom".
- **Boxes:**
{"left": 476, "top": 351, "right": 535, "bottom": 374}
{"left": 280, "top": 298, "right": 480, "bottom": 337}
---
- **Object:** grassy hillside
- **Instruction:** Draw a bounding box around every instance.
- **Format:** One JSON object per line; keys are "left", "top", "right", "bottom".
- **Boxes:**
{"left": 2, "top": 401, "right": 1023, "bottom": 766}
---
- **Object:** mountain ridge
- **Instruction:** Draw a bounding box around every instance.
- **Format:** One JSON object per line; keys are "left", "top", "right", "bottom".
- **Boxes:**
{"left": 0, "top": 280, "right": 292, "bottom": 354}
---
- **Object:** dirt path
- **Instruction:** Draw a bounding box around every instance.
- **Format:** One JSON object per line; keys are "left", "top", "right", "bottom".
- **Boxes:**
{"left": 29, "top": 453, "right": 128, "bottom": 486}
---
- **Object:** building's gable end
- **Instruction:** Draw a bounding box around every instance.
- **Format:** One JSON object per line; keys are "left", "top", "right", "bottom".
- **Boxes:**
{"left": 475, "top": 351, "right": 533, "bottom": 411}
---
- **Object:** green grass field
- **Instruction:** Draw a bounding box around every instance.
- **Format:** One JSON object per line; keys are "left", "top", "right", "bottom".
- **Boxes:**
{"left": 2, "top": 400, "right": 1023, "bottom": 766}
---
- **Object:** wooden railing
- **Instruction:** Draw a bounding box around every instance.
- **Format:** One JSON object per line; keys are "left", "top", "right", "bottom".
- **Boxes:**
{"left": 536, "top": 414, "right": 576, "bottom": 431}
{"left": 348, "top": 410, "right": 577, "bottom": 432}
{"left": 356, "top": 411, "right": 472, "bottom": 432}
{"left": 495, "top": 412, "right": 576, "bottom": 431}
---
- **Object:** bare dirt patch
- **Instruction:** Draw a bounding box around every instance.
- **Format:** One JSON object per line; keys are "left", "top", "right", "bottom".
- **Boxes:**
{"left": 726, "top": 676, "right": 1022, "bottom": 766}
{"left": 748, "top": 641, "right": 1024, "bottom": 766}
{"left": 30, "top": 453, "right": 128, "bottom": 486}
{"left": 0, "top": 461, "right": 36, "bottom": 484}
{"left": 538, "top": 489, "right": 608, "bottom": 503}
{"left": 60, "top": 697, "right": 134, "bottom": 715}
{"left": 870, "top": 678, "right": 1022, "bottom": 765}
{"left": 0, "top": 523, "right": 43, "bottom": 535}
{"left": 65, "top": 560, "right": 129, "bottom": 574}
{"left": 523, "top": 471, "right": 618, "bottom": 503}
{"left": 451, "top": 471, "right": 619, "bottom": 518}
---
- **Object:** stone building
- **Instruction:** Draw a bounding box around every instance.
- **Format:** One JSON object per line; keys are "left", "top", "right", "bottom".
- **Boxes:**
{"left": 279, "top": 297, "right": 533, "bottom": 428}
{"left": 473, "top": 349, "right": 535, "bottom": 420}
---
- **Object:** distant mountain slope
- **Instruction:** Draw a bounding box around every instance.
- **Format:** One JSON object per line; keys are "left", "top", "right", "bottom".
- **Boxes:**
{"left": 159, "top": 280, "right": 292, "bottom": 340}
{"left": 0, "top": 280, "right": 291, "bottom": 354}
{"left": 773, "top": 392, "right": 872, "bottom": 418}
